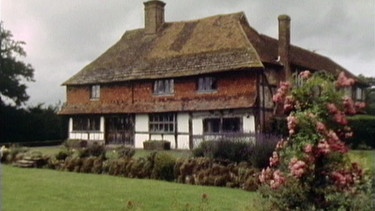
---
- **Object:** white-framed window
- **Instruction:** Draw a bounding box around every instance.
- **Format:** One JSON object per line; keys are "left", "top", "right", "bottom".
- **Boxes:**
{"left": 203, "top": 117, "right": 242, "bottom": 133}
{"left": 72, "top": 116, "right": 100, "bottom": 131}
{"left": 342, "top": 87, "right": 352, "bottom": 98}
{"left": 91, "top": 85, "right": 100, "bottom": 99}
{"left": 149, "top": 113, "right": 175, "bottom": 133}
{"left": 154, "top": 79, "right": 174, "bottom": 95}
{"left": 356, "top": 87, "right": 363, "bottom": 100}
{"left": 198, "top": 76, "right": 217, "bottom": 92}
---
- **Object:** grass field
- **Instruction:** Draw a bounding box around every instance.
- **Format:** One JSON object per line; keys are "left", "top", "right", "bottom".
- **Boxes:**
{"left": 2, "top": 165, "right": 258, "bottom": 211}
{"left": 2, "top": 146, "right": 373, "bottom": 211}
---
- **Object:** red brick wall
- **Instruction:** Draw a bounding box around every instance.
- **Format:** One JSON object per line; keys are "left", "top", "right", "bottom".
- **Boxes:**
{"left": 65, "top": 70, "right": 258, "bottom": 113}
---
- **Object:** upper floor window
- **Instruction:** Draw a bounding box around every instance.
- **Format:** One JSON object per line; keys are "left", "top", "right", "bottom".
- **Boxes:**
{"left": 149, "top": 113, "right": 175, "bottom": 133}
{"left": 154, "top": 79, "right": 174, "bottom": 95}
{"left": 91, "top": 85, "right": 100, "bottom": 99}
{"left": 73, "top": 116, "right": 100, "bottom": 131}
{"left": 198, "top": 76, "right": 217, "bottom": 92}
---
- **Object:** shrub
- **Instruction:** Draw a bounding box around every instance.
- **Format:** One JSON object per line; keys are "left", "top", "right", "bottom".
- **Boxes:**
{"left": 347, "top": 115, "right": 375, "bottom": 149}
{"left": 63, "top": 139, "right": 87, "bottom": 149}
{"left": 259, "top": 71, "right": 374, "bottom": 210}
{"left": 88, "top": 142, "right": 106, "bottom": 158}
{"left": 55, "top": 148, "right": 71, "bottom": 160}
{"left": 151, "top": 152, "right": 176, "bottom": 181}
{"left": 116, "top": 146, "right": 135, "bottom": 159}
{"left": 143, "top": 140, "right": 171, "bottom": 150}
{"left": 193, "top": 139, "right": 251, "bottom": 163}
{"left": 248, "top": 134, "right": 279, "bottom": 169}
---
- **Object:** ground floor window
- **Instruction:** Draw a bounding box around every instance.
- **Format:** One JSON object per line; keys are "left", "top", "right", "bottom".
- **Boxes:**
{"left": 149, "top": 113, "right": 175, "bottom": 133}
{"left": 72, "top": 116, "right": 100, "bottom": 131}
{"left": 203, "top": 117, "right": 242, "bottom": 133}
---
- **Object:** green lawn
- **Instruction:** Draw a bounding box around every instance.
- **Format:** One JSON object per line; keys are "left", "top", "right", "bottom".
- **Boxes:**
{"left": 2, "top": 165, "right": 258, "bottom": 211}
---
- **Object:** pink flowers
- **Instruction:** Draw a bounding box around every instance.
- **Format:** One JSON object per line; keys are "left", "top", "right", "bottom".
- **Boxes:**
{"left": 273, "top": 81, "right": 291, "bottom": 104}
{"left": 316, "top": 121, "right": 327, "bottom": 133}
{"left": 283, "top": 96, "right": 295, "bottom": 113}
{"left": 270, "top": 170, "right": 286, "bottom": 189}
{"left": 304, "top": 144, "right": 313, "bottom": 154}
{"left": 327, "top": 103, "right": 338, "bottom": 114}
{"left": 259, "top": 167, "right": 286, "bottom": 189}
{"left": 343, "top": 97, "right": 356, "bottom": 115}
{"left": 327, "top": 102, "right": 349, "bottom": 125}
{"left": 289, "top": 157, "right": 307, "bottom": 178}
{"left": 336, "top": 72, "right": 355, "bottom": 87}
{"left": 317, "top": 141, "right": 330, "bottom": 155}
{"left": 269, "top": 151, "right": 280, "bottom": 167}
{"left": 287, "top": 115, "right": 298, "bottom": 135}
{"left": 327, "top": 130, "right": 348, "bottom": 153}
{"left": 299, "top": 70, "right": 312, "bottom": 79}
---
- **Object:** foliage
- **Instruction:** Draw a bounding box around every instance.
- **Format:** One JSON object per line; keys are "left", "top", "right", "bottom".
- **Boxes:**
{"left": 0, "top": 22, "right": 34, "bottom": 106}
{"left": 151, "top": 152, "right": 176, "bottom": 181}
{"left": 193, "top": 135, "right": 278, "bottom": 168}
{"left": 259, "top": 71, "right": 374, "bottom": 210}
{"left": 248, "top": 134, "right": 280, "bottom": 169}
{"left": 0, "top": 103, "right": 67, "bottom": 143}
{"left": 193, "top": 139, "right": 251, "bottom": 163}
{"left": 115, "top": 146, "right": 136, "bottom": 159}
{"left": 347, "top": 115, "right": 375, "bottom": 149}
{"left": 143, "top": 140, "right": 171, "bottom": 150}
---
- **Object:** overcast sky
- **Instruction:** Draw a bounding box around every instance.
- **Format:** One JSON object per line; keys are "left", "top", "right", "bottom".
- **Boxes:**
{"left": 1, "top": 0, "right": 374, "bottom": 106}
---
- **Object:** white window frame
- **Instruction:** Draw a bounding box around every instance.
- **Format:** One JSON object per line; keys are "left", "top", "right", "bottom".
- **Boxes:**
{"left": 198, "top": 76, "right": 217, "bottom": 92}
{"left": 356, "top": 87, "right": 363, "bottom": 100}
{"left": 91, "top": 85, "right": 100, "bottom": 100}
{"left": 203, "top": 117, "right": 242, "bottom": 134}
{"left": 154, "top": 79, "right": 174, "bottom": 95}
{"left": 149, "top": 113, "right": 176, "bottom": 133}
{"left": 72, "top": 116, "right": 100, "bottom": 131}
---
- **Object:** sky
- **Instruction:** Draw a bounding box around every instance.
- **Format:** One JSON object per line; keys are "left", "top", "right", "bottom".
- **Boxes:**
{"left": 1, "top": 0, "right": 374, "bottom": 106}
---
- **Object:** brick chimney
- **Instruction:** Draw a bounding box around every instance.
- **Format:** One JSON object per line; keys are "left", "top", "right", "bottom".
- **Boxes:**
{"left": 144, "top": 0, "right": 166, "bottom": 34}
{"left": 278, "top": 14, "right": 291, "bottom": 81}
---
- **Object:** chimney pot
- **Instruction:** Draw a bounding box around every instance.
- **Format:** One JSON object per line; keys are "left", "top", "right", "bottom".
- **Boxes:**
{"left": 144, "top": 0, "right": 166, "bottom": 34}
{"left": 278, "top": 14, "right": 291, "bottom": 81}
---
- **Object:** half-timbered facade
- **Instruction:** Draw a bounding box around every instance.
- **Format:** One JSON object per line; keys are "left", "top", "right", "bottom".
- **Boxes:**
{"left": 59, "top": 0, "right": 365, "bottom": 149}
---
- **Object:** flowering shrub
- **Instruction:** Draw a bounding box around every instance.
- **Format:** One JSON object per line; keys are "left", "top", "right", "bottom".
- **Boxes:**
{"left": 259, "top": 71, "right": 373, "bottom": 210}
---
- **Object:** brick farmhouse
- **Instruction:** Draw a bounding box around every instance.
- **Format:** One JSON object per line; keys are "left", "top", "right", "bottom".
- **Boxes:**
{"left": 59, "top": 0, "right": 366, "bottom": 149}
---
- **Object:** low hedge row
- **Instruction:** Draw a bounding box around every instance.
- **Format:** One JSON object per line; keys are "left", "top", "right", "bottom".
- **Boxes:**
{"left": 1, "top": 145, "right": 261, "bottom": 191}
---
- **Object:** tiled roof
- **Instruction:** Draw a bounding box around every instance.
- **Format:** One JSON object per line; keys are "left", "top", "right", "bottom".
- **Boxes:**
{"left": 63, "top": 12, "right": 264, "bottom": 85}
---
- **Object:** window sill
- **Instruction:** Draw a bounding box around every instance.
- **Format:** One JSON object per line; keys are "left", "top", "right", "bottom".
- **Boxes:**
{"left": 197, "top": 90, "right": 217, "bottom": 94}
{"left": 90, "top": 98, "right": 100, "bottom": 101}
{"left": 153, "top": 93, "right": 174, "bottom": 97}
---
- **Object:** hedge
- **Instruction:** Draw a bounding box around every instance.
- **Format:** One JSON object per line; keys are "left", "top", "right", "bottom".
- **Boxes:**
{"left": 347, "top": 115, "right": 375, "bottom": 149}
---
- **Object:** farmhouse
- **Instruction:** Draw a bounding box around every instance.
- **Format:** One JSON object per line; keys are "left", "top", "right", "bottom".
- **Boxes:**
{"left": 59, "top": 0, "right": 365, "bottom": 149}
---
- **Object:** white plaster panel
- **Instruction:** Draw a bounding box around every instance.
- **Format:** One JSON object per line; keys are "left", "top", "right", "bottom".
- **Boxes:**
{"left": 177, "top": 135, "right": 190, "bottom": 149}
{"left": 192, "top": 117, "right": 203, "bottom": 135}
{"left": 100, "top": 116, "right": 105, "bottom": 132}
{"left": 243, "top": 115, "right": 255, "bottom": 133}
{"left": 135, "top": 134, "right": 149, "bottom": 148}
{"left": 135, "top": 114, "right": 149, "bottom": 132}
{"left": 68, "top": 117, "right": 73, "bottom": 133}
{"left": 177, "top": 113, "right": 189, "bottom": 133}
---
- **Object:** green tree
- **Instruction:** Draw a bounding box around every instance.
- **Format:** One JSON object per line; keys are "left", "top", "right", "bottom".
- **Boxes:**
{"left": 0, "top": 22, "right": 34, "bottom": 106}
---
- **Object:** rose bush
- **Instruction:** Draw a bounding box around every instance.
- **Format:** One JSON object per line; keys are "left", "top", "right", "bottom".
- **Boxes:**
{"left": 259, "top": 71, "right": 373, "bottom": 210}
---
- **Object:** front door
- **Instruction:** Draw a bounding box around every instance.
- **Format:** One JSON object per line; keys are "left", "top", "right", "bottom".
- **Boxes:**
{"left": 105, "top": 115, "right": 134, "bottom": 145}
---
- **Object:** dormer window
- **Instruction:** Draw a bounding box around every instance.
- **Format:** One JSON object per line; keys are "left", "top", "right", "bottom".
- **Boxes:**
{"left": 198, "top": 76, "right": 217, "bottom": 92}
{"left": 91, "top": 85, "right": 100, "bottom": 99}
{"left": 154, "top": 79, "right": 174, "bottom": 95}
